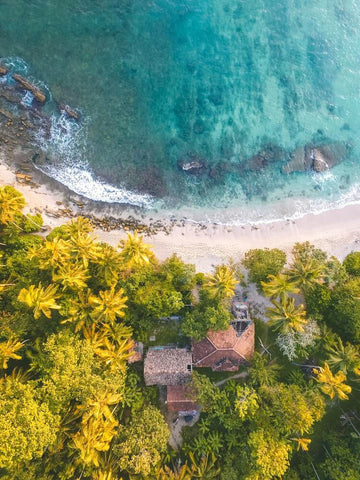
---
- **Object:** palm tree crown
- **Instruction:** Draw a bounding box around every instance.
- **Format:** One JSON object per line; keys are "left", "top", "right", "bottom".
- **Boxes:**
{"left": 118, "top": 231, "right": 155, "bottom": 268}
{"left": 261, "top": 273, "right": 300, "bottom": 300}
{"left": 267, "top": 297, "right": 307, "bottom": 334}
{"left": 0, "top": 186, "right": 25, "bottom": 225}
{"left": 204, "top": 265, "right": 237, "bottom": 300}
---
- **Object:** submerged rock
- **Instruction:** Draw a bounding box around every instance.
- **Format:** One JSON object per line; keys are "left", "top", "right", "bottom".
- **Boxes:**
{"left": 245, "top": 144, "right": 286, "bottom": 171}
{"left": 282, "top": 142, "right": 350, "bottom": 174}
{"left": 177, "top": 153, "right": 207, "bottom": 175}
{"left": 312, "top": 143, "right": 349, "bottom": 172}
{"left": 281, "top": 146, "right": 311, "bottom": 174}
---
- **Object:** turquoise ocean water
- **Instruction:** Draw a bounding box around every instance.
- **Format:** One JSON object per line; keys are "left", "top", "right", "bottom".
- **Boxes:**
{"left": 1, "top": 0, "right": 360, "bottom": 224}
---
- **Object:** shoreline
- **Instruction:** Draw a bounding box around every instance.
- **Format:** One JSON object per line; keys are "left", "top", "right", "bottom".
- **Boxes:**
{"left": 2, "top": 160, "right": 360, "bottom": 272}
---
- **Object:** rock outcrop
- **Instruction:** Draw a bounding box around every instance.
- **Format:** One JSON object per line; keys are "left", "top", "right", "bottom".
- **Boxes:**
{"left": 282, "top": 142, "right": 349, "bottom": 174}
{"left": 177, "top": 153, "right": 207, "bottom": 175}
{"left": 13, "top": 74, "right": 46, "bottom": 103}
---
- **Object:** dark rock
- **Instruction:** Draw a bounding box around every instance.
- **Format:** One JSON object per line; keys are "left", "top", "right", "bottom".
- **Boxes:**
{"left": 58, "top": 103, "right": 80, "bottom": 121}
{"left": 281, "top": 146, "right": 311, "bottom": 174}
{"left": 193, "top": 119, "right": 205, "bottom": 134}
{"left": 13, "top": 74, "right": 46, "bottom": 103}
{"left": 245, "top": 153, "right": 268, "bottom": 171}
{"left": 312, "top": 142, "right": 348, "bottom": 172}
{"left": 177, "top": 153, "right": 207, "bottom": 175}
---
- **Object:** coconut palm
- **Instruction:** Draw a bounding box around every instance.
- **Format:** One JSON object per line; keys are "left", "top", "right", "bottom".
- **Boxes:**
{"left": 0, "top": 338, "right": 25, "bottom": 369}
{"left": 204, "top": 265, "right": 237, "bottom": 300}
{"left": 286, "top": 258, "right": 324, "bottom": 292}
{"left": 53, "top": 263, "right": 89, "bottom": 291}
{"left": 28, "top": 237, "right": 71, "bottom": 270}
{"left": 118, "top": 231, "right": 155, "bottom": 269}
{"left": 0, "top": 186, "right": 25, "bottom": 225}
{"left": 325, "top": 337, "right": 360, "bottom": 376}
{"left": 92, "top": 335, "right": 133, "bottom": 373}
{"left": 261, "top": 273, "right": 300, "bottom": 300}
{"left": 187, "top": 452, "right": 220, "bottom": 480}
{"left": 95, "top": 244, "right": 122, "bottom": 286}
{"left": 72, "top": 416, "right": 118, "bottom": 468}
{"left": 82, "top": 391, "right": 122, "bottom": 425}
{"left": 313, "top": 362, "right": 352, "bottom": 400}
{"left": 18, "top": 283, "right": 60, "bottom": 319}
{"left": 70, "top": 232, "right": 99, "bottom": 268}
{"left": 62, "top": 216, "right": 94, "bottom": 237}
{"left": 267, "top": 297, "right": 307, "bottom": 334}
{"left": 157, "top": 465, "right": 191, "bottom": 480}
{"left": 92, "top": 287, "right": 128, "bottom": 324}
{"left": 62, "top": 288, "right": 98, "bottom": 332}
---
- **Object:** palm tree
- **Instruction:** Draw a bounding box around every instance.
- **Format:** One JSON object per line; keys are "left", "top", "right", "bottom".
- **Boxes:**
{"left": 91, "top": 335, "right": 133, "bottom": 373}
{"left": 61, "top": 288, "right": 97, "bottom": 332}
{"left": 267, "top": 297, "right": 307, "bottom": 334}
{"left": 286, "top": 257, "right": 324, "bottom": 292}
{"left": 261, "top": 273, "right": 300, "bottom": 300}
{"left": 248, "top": 352, "right": 281, "bottom": 387}
{"left": 0, "top": 186, "right": 25, "bottom": 225}
{"left": 118, "top": 231, "right": 155, "bottom": 269}
{"left": 313, "top": 362, "right": 352, "bottom": 400}
{"left": 92, "top": 287, "right": 128, "bottom": 324}
{"left": 70, "top": 232, "right": 99, "bottom": 268}
{"left": 63, "top": 216, "right": 94, "bottom": 237}
{"left": 72, "top": 416, "right": 118, "bottom": 468}
{"left": 28, "top": 237, "right": 71, "bottom": 270}
{"left": 157, "top": 464, "right": 191, "bottom": 480}
{"left": 204, "top": 265, "right": 237, "bottom": 300}
{"left": 0, "top": 338, "right": 25, "bottom": 369}
{"left": 18, "top": 283, "right": 60, "bottom": 319}
{"left": 95, "top": 244, "right": 122, "bottom": 286}
{"left": 79, "top": 390, "right": 123, "bottom": 424}
{"left": 53, "top": 263, "right": 89, "bottom": 291}
{"left": 325, "top": 337, "right": 360, "bottom": 376}
{"left": 187, "top": 452, "right": 220, "bottom": 480}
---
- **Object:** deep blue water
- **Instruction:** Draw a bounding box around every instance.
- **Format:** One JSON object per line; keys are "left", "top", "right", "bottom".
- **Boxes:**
{"left": 1, "top": 0, "right": 360, "bottom": 223}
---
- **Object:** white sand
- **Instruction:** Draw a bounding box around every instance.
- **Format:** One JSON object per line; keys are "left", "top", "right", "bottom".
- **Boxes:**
{"left": 1, "top": 162, "right": 360, "bottom": 272}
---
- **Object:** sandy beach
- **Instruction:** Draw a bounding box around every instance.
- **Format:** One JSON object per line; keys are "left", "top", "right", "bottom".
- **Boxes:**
{"left": 1, "top": 161, "right": 360, "bottom": 272}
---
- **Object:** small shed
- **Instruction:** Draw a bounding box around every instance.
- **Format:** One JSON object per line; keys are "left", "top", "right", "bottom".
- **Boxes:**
{"left": 166, "top": 384, "right": 197, "bottom": 412}
{"left": 144, "top": 347, "right": 192, "bottom": 386}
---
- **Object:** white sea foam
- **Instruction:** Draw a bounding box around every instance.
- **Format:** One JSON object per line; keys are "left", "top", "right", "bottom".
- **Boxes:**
{"left": 34, "top": 112, "right": 154, "bottom": 208}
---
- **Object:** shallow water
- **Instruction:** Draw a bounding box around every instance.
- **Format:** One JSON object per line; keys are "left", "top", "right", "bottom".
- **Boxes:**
{"left": 1, "top": 0, "right": 360, "bottom": 223}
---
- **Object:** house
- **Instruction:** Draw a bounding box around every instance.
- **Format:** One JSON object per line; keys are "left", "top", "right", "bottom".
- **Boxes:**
{"left": 144, "top": 347, "right": 192, "bottom": 386}
{"left": 192, "top": 302, "right": 254, "bottom": 372}
{"left": 166, "top": 384, "right": 197, "bottom": 413}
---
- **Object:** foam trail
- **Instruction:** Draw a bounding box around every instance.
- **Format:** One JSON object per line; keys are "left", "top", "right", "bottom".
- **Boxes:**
{"left": 34, "top": 113, "right": 154, "bottom": 208}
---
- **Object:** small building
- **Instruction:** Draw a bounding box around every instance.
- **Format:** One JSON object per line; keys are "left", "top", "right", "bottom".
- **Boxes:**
{"left": 144, "top": 347, "right": 193, "bottom": 386}
{"left": 192, "top": 302, "right": 254, "bottom": 372}
{"left": 166, "top": 384, "right": 197, "bottom": 413}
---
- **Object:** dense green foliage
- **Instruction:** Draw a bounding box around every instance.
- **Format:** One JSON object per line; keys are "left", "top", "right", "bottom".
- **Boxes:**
{"left": 243, "top": 248, "right": 287, "bottom": 289}
{"left": 1, "top": 187, "right": 360, "bottom": 479}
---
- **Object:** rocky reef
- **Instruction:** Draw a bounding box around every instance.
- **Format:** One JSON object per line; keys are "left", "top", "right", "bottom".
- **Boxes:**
{"left": 281, "top": 142, "right": 350, "bottom": 174}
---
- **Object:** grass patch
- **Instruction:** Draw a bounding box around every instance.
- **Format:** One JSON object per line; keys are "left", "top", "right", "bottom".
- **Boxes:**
{"left": 196, "top": 366, "right": 246, "bottom": 383}
{"left": 148, "top": 319, "right": 188, "bottom": 347}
